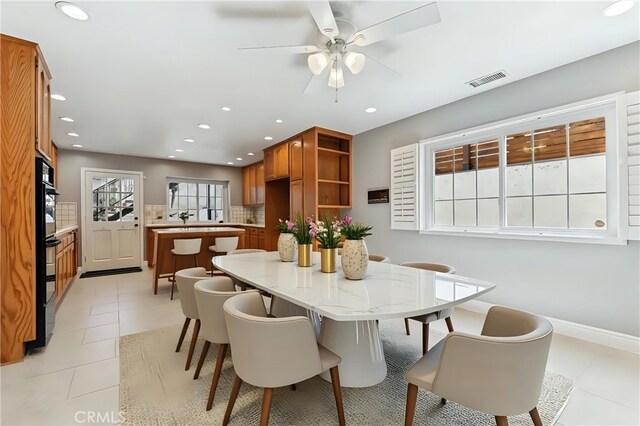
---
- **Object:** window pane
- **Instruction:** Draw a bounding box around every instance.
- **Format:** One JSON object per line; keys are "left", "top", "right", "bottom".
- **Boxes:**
{"left": 506, "top": 164, "right": 532, "bottom": 196}
{"left": 215, "top": 197, "right": 223, "bottom": 209}
{"left": 569, "top": 155, "right": 606, "bottom": 194}
{"left": 434, "top": 174, "right": 453, "bottom": 200}
{"left": 478, "top": 198, "right": 499, "bottom": 227}
{"left": 533, "top": 125, "right": 566, "bottom": 162}
{"left": 507, "top": 132, "right": 532, "bottom": 165}
{"left": 569, "top": 193, "right": 607, "bottom": 229}
{"left": 198, "top": 208, "right": 208, "bottom": 221}
{"left": 435, "top": 148, "right": 454, "bottom": 174}
{"left": 534, "top": 195, "right": 567, "bottom": 228}
{"left": 476, "top": 139, "right": 499, "bottom": 169}
{"left": 570, "top": 117, "right": 605, "bottom": 157}
{"left": 121, "top": 208, "right": 135, "bottom": 221}
{"left": 506, "top": 197, "right": 532, "bottom": 227}
{"left": 477, "top": 168, "right": 499, "bottom": 198}
{"left": 434, "top": 201, "right": 453, "bottom": 226}
{"left": 178, "top": 197, "right": 188, "bottom": 210}
{"left": 534, "top": 160, "right": 567, "bottom": 195}
{"left": 453, "top": 170, "right": 476, "bottom": 200}
{"left": 168, "top": 210, "right": 178, "bottom": 220}
{"left": 214, "top": 210, "right": 224, "bottom": 222}
{"left": 454, "top": 200, "right": 476, "bottom": 226}
{"left": 92, "top": 177, "right": 106, "bottom": 191}
{"left": 188, "top": 197, "right": 198, "bottom": 210}
{"left": 453, "top": 145, "right": 476, "bottom": 172}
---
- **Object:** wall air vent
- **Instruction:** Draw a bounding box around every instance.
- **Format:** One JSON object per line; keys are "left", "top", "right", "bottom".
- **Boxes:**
{"left": 466, "top": 70, "right": 508, "bottom": 88}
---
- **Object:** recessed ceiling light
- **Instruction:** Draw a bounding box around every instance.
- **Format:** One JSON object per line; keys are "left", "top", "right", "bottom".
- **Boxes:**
{"left": 55, "top": 1, "right": 89, "bottom": 21}
{"left": 174, "top": 148, "right": 184, "bottom": 153}
{"left": 51, "top": 94, "right": 67, "bottom": 101}
{"left": 236, "top": 157, "right": 243, "bottom": 161}
{"left": 221, "top": 106, "right": 231, "bottom": 112}
{"left": 227, "top": 161, "right": 234, "bottom": 165}
{"left": 603, "top": 0, "right": 634, "bottom": 16}
{"left": 198, "top": 124, "right": 211, "bottom": 129}
{"left": 247, "top": 152, "right": 255, "bottom": 156}
{"left": 264, "top": 136, "right": 273, "bottom": 141}
{"left": 184, "top": 138, "right": 195, "bottom": 143}
{"left": 365, "top": 107, "right": 377, "bottom": 113}
{"left": 59, "top": 116, "right": 74, "bottom": 122}
{"left": 168, "top": 155, "right": 175, "bottom": 159}
{"left": 67, "top": 132, "right": 79, "bottom": 137}
{"left": 275, "top": 119, "right": 283, "bottom": 123}
{"left": 71, "top": 144, "right": 83, "bottom": 148}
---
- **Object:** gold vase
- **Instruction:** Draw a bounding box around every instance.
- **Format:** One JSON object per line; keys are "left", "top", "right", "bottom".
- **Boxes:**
{"left": 298, "top": 244, "right": 312, "bottom": 267}
{"left": 320, "top": 248, "right": 337, "bottom": 273}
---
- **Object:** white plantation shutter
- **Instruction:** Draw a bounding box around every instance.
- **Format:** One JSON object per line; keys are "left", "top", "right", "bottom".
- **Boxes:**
{"left": 627, "top": 91, "right": 640, "bottom": 240}
{"left": 391, "top": 144, "right": 419, "bottom": 230}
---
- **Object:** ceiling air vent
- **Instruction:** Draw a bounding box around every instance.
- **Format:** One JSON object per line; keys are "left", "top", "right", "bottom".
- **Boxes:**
{"left": 466, "top": 70, "right": 508, "bottom": 88}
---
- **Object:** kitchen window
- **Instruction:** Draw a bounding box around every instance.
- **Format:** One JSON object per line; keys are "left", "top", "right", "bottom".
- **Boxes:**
{"left": 166, "top": 178, "right": 229, "bottom": 222}
{"left": 421, "top": 93, "right": 626, "bottom": 244}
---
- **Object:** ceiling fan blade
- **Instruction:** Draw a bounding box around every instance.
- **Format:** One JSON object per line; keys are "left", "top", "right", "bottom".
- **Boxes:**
{"left": 351, "top": 2, "right": 441, "bottom": 47}
{"left": 238, "top": 44, "right": 321, "bottom": 54}
{"left": 307, "top": 1, "right": 339, "bottom": 41}
{"left": 359, "top": 52, "right": 402, "bottom": 77}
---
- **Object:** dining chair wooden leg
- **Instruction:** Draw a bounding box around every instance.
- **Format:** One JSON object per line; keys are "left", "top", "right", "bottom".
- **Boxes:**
{"left": 206, "top": 343, "right": 228, "bottom": 410}
{"left": 405, "top": 383, "right": 418, "bottom": 426}
{"left": 185, "top": 319, "right": 200, "bottom": 370}
{"left": 329, "top": 366, "right": 346, "bottom": 426}
{"left": 404, "top": 318, "right": 411, "bottom": 335}
{"left": 529, "top": 407, "right": 542, "bottom": 426}
{"left": 260, "top": 388, "right": 274, "bottom": 426}
{"left": 441, "top": 398, "right": 447, "bottom": 404}
{"left": 495, "top": 416, "right": 508, "bottom": 426}
{"left": 422, "top": 323, "right": 430, "bottom": 355}
{"left": 194, "top": 253, "right": 198, "bottom": 267}
{"left": 290, "top": 384, "right": 296, "bottom": 391}
{"left": 193, "top": 340, "right": 211, "bottom": 380}
{"left": 170, "top": 255, "right": 178, "bottom": 300}
{"left": 175, "top": 317, "right": 191, "bottom": 352}
{"left": 222, "top": 374, "right": 242, "bottom": 425}
{"left": 445, "top": 316, "right": 454, "bottom": 332}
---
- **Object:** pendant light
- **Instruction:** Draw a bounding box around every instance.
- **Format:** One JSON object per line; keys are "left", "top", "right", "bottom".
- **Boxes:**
{"left": 342, "top": 51, "right": 366, "bottom": 75}
{"left": 308, "top": 52, "right": 330, "bottom": 75}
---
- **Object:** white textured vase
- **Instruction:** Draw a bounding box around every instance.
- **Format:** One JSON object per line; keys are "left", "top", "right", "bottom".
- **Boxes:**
{"left": 341, "top": 239, "right": 369, "bottom": 280}
{"left": 277, "top": 233, "right": 297, "bottom": 262}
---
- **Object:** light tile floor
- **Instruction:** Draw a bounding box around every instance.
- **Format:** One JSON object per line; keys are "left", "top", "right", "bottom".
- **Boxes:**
{"left": 1, "top": 265, "right": 639, "bottom": 425}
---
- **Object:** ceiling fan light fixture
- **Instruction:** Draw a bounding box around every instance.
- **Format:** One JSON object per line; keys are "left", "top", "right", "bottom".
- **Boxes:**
{"left": 327, "top": 62, "right": 344, "bottom": 88}
{"left": 308, "top": 52, "right": 330, "bottom": 75}
{"left": 343, "top": 51, "right": 366, "bottom": 75}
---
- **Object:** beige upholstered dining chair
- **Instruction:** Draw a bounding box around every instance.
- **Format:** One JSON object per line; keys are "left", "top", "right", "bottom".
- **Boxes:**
{"left": 404, "top": 306, "right": 553, "bottom": 426}
{"left": 193, "top": 277, "right": 256, "bottom": 411}
{"left": 174, "top": 267, "right": 209, "bottom": 370}
{"left": 368, "top": 254, "right": 390, "bottom": 263}
{"left": 222, "top": 291, "right": 345, "bottom": 426}
{"left": 170, "top": 238, "right": 202, "bottom": 300}
{"left": 401, "top": 262, "right": 456, "bottom": 354}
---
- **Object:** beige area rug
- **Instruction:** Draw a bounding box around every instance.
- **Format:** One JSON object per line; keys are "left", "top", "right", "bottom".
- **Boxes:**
{"left": 120, "top": 321, "right": 572, "bottom": 426}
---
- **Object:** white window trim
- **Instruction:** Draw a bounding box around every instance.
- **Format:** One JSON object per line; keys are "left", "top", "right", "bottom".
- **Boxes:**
{"left": 419, "top": 92, "right": 628, "bottom": 245}
{"left": 166, "top": 176, "right": 231, "bottom": 223}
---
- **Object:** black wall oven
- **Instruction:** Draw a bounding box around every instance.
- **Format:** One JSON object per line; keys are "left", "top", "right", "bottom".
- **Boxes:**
{"left": 26, "top": 158, "right": 59, "bottom": 350}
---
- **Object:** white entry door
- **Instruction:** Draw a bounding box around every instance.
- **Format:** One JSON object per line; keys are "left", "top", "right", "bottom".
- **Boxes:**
{"left": 82, "top": 169, "right": 143, "bottom": 273}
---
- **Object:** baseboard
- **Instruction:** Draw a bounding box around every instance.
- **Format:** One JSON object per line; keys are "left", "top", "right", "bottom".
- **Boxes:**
{"left": 460, "top": 300, "right": 640, "bottom": 354}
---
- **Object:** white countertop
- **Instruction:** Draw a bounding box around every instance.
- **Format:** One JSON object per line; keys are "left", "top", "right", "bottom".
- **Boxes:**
{"left": 55, "top": 225, "right": 78, "bottom": 237}
{"left": 213, "top": 251, "right": 495, "bottom": 321}
{"left": 153, "top": 226, "right": 245, "bottom": 234}
{"left": 145, "top": 222, "right": 264, "bottom": 228}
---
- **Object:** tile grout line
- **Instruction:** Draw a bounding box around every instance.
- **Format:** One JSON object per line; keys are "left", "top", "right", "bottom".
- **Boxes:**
{"left": 66, "top": 367, "right": 76, "bottom": 400}
{"left": 67, "top": 383, "right": 120, "bottom": 401}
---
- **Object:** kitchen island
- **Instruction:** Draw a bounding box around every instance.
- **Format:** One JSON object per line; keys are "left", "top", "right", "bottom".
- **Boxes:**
{"left": 151, "top": 226, "right": 246, "bottom": 295}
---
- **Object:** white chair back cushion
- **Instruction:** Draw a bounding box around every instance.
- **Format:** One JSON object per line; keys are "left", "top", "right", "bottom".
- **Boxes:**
{"left": 173, "top": 238, "right": 202, "bottom": 255}
{"left": 223, "top": 292, "right": 324, "bottom": 388}
{"left": 401, "top": 262, "right": 455, "bottom": 274}
{"left": 432, "top": 306, "right": 553, "bottom": 416}
{"left": 193, "top": 277, "right": 241, "bottom": 344}
{"left": 175, "top": 267, "right": 209, "bottom": 319}
{"left": 212, "top": 236, "right": 239, "bottom": 253}
{"left": 369, "top": 254, "right": 390, "bottom": 263}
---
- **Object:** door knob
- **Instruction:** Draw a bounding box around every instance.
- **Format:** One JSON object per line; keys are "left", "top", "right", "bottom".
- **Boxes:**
{"left": 134, "top": 217, "right": 138, "bottom": 220}
{"left": 134, "top": 224, "right": 139, "bottom": 227}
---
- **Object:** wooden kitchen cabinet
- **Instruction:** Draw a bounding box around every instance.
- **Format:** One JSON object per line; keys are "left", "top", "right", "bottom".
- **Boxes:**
{"left": 258, "top": 229, "right": 265, "bottom": 250}
{"left": 55, "top": 229, "right": 77, "bottom": 305}
{"left": 249, "top": 228, "right": 259, "bottom": 249}
{"left": 290, "top": 179, "right": 304, "bottom": 219}
{"left": 35, "top": 46, "right": 52, "bottom": 160}
{"left": 289, "top": 137, "right": 303, "bottom": 181}
{"left": 242, "top": 161, "right": 264, "bottom": 206}
{"left": 264, "top": 142, "right": 289, "bottom": 181}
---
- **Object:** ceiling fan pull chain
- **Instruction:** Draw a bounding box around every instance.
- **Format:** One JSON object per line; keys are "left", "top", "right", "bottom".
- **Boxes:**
{"left": 335, "top": 86, "right": 338, "bottom": 103}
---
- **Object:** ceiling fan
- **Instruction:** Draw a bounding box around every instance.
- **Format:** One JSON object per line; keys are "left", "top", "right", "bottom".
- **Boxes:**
{"left": 239, "top": 1, "right": 441, "bottom": 96}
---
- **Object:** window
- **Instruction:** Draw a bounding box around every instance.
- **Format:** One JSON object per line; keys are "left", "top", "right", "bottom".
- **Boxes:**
{"left": 422, "top": 93, "right": 626, "bottom": 243}
{"left": 166, "top": 178, "right": 229, "bottom": 222}
{"left": 92, "top": 177, "right": 135, "bottom": 222}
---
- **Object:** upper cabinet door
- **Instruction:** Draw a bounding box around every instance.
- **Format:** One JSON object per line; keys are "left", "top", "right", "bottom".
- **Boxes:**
{"left": 35, "top": 52, "right": 51, "bottom": 160}
{"left": 255, "top": 162, "right": 265, "bottom": 204}
{"left": 274, "top": 143, "right": 289, "bottom": 178}
{"left": 264, "top": 148, "right": 276, "bottom": 181}
{"left": 242, "top": 166, "right": 252, "bottom": 206}
{"left": 290, "top": 138, "right": 303, "bottom": 181}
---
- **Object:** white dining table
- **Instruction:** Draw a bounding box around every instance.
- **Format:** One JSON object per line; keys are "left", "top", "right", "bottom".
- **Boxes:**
{"left": 212, "top": 251, "right": 496, "bottom": 388}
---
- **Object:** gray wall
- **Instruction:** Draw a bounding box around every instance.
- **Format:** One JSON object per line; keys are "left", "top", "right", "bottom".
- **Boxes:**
{"left": 57, "top": 150, "right": 243, "bottom": 262}
{"left": 350, "top": 42, "right": 640, "bottom": 336}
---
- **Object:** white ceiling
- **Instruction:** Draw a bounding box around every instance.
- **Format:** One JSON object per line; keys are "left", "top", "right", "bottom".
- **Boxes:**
{"left": 2, "top": 1, "right": 638, "bottom": 166}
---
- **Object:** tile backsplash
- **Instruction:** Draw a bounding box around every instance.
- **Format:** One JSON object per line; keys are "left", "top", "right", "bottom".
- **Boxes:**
{"left": 56, "top": 202, "right": 77, "bottom": 227}
{"left": 142, "top": 204, "right": 263, "bottom": 225}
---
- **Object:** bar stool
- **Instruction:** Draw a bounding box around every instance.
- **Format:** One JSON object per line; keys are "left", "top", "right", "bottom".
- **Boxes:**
{"left": 170, "top": 238, "right": 202, "bottom": 300}
{"left": 208, "top": 236, "right": 239, "bottom": 274}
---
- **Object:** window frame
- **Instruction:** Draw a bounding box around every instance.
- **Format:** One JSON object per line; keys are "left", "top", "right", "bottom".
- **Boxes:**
{"left": 166, "top": 176, "right": 230, "bottom": 223}
{"left": 419, "top": 92, "right": 628, "bottom": 245}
